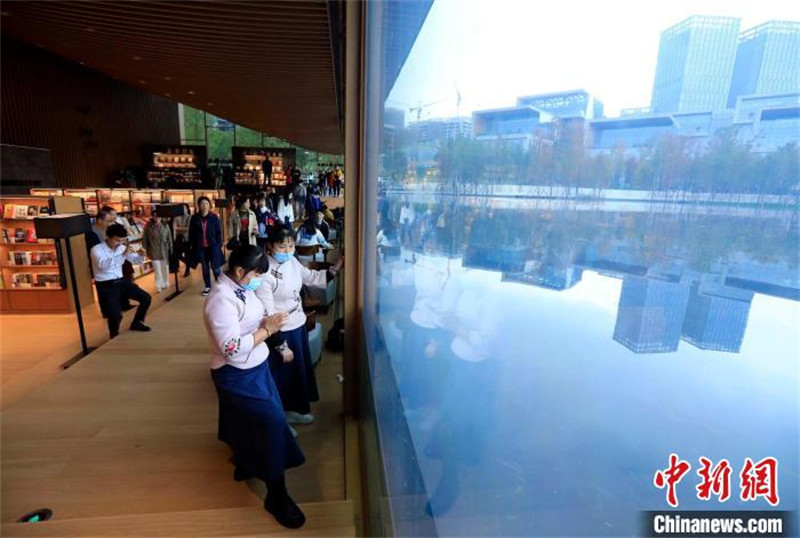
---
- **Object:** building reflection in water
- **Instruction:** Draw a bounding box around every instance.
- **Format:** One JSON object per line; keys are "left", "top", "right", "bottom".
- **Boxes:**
{"left": 370, "top": 194, "right": 799, "bottom": 536}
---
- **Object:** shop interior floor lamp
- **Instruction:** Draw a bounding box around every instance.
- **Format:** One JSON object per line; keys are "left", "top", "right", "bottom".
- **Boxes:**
{"left": 34, "top": 213, "right": 94, "bottom": 368}
{"left": 156, "top": 203, "right": 186, "bottom": 302}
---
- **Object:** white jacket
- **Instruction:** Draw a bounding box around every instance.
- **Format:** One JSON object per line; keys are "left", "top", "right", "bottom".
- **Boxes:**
{"left": 255, "top": 254, "right": 327, "bottom": 331}
{"left": 204, "top": 273, "right": 269, "bottom": 370}
{"left": 277, "top": 199, "right": 295, "bottom": 224}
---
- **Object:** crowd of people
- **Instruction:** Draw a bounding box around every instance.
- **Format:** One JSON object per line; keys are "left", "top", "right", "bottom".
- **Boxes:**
{"left": 85, "top": 183, "right": 344, "bottom": 529}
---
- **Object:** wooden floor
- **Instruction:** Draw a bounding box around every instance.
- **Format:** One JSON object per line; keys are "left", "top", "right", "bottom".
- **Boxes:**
{"left": 0, "top": 240, "right": 352, "bottom": 536}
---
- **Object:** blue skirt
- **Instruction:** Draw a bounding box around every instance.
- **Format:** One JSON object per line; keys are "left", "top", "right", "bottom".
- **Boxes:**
{"left": 269, "top": 325, "right": 320, "bottom": 414}
{"left": 211, "top": 359, "right": 305, "bottom": 482}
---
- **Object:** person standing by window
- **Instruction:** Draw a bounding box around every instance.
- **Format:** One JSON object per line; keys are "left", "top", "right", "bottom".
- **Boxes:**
{"left": 189, "top": 196, "right": 224, "bottom": 296}
{"left": 91, "top": 224, "right": 152, "bottom": 338}
{"left": 255, "top": 226, "right": 343, "bottom": 427}
{"left": 143, "top": 213, "right": 173, "bottom": 293}
{"left": 204, "top": 245, "right": 306, "bottom": 529}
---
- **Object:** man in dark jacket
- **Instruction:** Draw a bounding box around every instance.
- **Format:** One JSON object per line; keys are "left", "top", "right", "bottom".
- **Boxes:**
{"left": 188, "top": 196, "right": 224, "bottom": 296}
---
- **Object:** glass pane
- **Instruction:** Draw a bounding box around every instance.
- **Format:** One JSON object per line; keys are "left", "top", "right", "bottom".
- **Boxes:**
{"left": 364, "top": 1, "right": 800, "bottom": 536}
{"left": 182, "top": 104, "right": 205, "bottom": 142}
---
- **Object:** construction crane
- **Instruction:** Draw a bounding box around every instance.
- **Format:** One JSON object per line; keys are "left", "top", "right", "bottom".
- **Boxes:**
{"left": 409, "top": 99, "right": 446, "bottom": 121}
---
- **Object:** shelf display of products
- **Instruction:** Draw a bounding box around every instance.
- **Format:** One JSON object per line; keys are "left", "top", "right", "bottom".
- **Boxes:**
{"left": 97, "top": 189, "right": 133, "bottom": 214}
{"left": 30, "top": 188, "right": 64, "bottom": 197}
{"left": 64, "top": 189, "right": 99, "bottom": 216}
{"left": 231, "top": 147, "right": 295, "bottom": 188}
{"left": 0, "top": 195, "right": 76, "bottom": 312}
{"left": 131, "top": 189, "right": 163, "bottom": 219}
{"left": 145, "top": 145, "right": 207, "bottom": 187}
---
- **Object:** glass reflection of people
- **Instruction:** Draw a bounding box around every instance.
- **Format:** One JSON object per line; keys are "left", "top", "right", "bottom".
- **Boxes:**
{"left": 204, "top": 245, "right": 306, "bottom": 529}
{"left": 399, "top": 237, "right": 451, "bottom": 412}
{"left": 424, "top": 269, "right": 501, "bottom": 517}
{"left": 399, "top": 201, "right": 415, "bottom": 246}
{"left": 255, "top": 225, "right": 344, "bottom": 427}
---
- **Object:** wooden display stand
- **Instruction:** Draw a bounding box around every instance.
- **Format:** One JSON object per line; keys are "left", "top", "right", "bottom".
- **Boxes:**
{"left": 0, "top": 195, "right": 94, "bottom": 313}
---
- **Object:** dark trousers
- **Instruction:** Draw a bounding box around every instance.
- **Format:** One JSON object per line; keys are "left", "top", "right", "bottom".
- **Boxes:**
{"left": 198, "top": 246, "right": 220, "bottom": 289}
{"left": 96, "top": 278, "right": 151, "bottom": 338}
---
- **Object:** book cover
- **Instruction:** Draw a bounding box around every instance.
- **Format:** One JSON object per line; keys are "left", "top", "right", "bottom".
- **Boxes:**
{"left": 1, "top": 229, "right": 9, "bottom": 243}
{"left": 39, "top": 206, "right": 51, "bottom": 216}
{"left": 26, "top": 228, "right": 37, "bottom": 243}
{"left": 27, "top": 206, "right": 38, "bottom": 217}
{"left": 14, "top": 228, "right": 26, "bottom": 243}
{"left": 14, "top": 205, "right": 29, "bottom": 219}
{"left": 12, "top": 272, "right": 33, "bottom": 288}
{"left": 3, "top": 205, "right": 15, "bottom": 219}
{"left": 34, "top": 273, "right": 62, "bottom": 289}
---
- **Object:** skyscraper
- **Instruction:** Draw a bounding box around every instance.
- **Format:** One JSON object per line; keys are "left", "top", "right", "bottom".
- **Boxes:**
{"left": 613, "top": 276, "right": 692, "bottom": 353}
{"left": 727, "top": 21, "right": 800, "bottom": 108}
{"left": 651, "top": 16, "right": 740, "bottom": 114}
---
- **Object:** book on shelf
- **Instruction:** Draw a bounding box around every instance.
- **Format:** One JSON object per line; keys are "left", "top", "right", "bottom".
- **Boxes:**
{"left": 14, "top": 205, "right": 29, "bottom": 219}
{"left": 14, "top": 229, "right": 26, "bottom": 243}
{"left": 31, "top": 251, "right": 57, "bottom": 265}
{"left": 11, "top": 272, "right": 34, "bottom": 288}
{"left": 34, "top": 273, "right": 62, "bottom": 289}
{"left": 27, "top": 206, "right": 38, "bottom": 217}
{"left": 39, "top": 206, "right": 51, "bottom": 216}
{"left": 1, "top": 229, "right": 9, "bottom": 243}
{"left": 26, "top": 228, "right": 37, "bottom": 243}
{"left": 3, "top": 205, "right": 14, "bottom": 219}
{"left": 11, "top": 251, "right": 32, "bottom": 265}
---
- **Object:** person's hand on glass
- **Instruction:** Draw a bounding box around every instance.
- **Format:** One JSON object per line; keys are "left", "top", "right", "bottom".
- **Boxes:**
{"left": 262, "top": 312, "right": 289, "bottom": 334}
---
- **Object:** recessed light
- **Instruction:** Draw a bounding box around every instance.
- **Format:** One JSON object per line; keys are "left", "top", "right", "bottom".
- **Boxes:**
{"left": 132, "top": 56, "right": 142, "bottom": 61}
{"left": 206, "top": 102, "right": 214, "bottom": 106}
{"left": 85, "top": 26, "right": 94, "bottom": 32}
{"left": 138, "top": 80, "right": 147, "bottom": 85}
{"left": 187, "top": 90, "right": 196, "bottom": 95}
{"left": 165, "top": 93, "right": 172, "bottom": 97}
{"left": 164, "top": 76, "right": 172, "bottom": 81}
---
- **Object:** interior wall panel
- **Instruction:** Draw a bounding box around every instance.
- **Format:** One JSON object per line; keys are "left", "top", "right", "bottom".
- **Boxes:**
{"left": 1, "top": 36, "right": 179, "bottom": 189}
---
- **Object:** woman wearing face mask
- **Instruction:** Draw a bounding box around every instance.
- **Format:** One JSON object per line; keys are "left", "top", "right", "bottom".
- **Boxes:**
{"left": 254, "top": 193, "right": 276, "bottom": 238}
{"left": 255, "top": 225, "right": 343, "bottom": 426}
{"left": 203, "top": 245, "right": 306, "bottom": 529}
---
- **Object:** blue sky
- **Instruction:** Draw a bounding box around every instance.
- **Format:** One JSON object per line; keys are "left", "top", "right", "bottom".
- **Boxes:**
{"left": 386, "top": 0, "right": 800, "bottom": 122}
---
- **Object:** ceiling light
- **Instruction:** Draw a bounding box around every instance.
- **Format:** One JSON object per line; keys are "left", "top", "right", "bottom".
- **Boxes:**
{"left": 138, "top": 80, "right": 147, "bottom": 85}
{"left": 206, "top": 102, "right": 214, "bottom": 106}
{"left": 187, "top": 90, "right": 196, "bottom": 95}
{"left": 132, "top": 56, "right": 142, "bottom": 61}
{"left": 164, "top": 76, "right": 172, "bottom": 81}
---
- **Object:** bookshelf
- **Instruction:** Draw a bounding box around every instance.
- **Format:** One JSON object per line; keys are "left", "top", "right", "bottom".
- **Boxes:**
{"left": 0, "top": 195, "right": 91, "bottom": 313}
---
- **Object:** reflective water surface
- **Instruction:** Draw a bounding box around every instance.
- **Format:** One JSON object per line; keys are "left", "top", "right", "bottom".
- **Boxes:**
{"left": 369, "top": 195, "right": 799, "bottom": 536}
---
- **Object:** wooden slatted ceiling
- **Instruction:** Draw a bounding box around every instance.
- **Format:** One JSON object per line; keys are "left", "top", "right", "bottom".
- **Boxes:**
{"left": 0, "top": 1, "right": 341, "bottom": 154}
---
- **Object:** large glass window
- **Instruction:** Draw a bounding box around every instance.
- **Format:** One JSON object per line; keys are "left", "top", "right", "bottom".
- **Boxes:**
{"left": 362, "top": 1, "right": 799, "bottom": 536}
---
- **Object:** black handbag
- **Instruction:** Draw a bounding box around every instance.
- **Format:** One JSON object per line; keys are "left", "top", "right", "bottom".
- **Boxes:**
{"left": 225, "top": 237, "right": 239, "bottom": 251}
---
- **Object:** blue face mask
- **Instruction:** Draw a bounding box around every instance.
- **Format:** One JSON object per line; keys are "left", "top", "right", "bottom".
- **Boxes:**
{"left": 243, "top": 277, "right": 262, "bottom": 291}
{"left": 273, "top": 251, "right": 293, "bottom": 264}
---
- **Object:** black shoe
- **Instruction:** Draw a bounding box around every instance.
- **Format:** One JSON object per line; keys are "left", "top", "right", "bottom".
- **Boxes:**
{"left": 130, "top": 322, "right": 151, "bottom": 332}
{"left": 264, "top": 494, "right": 306, "bottom": 529}
{"left": 233, "top": 467, "right": 253, "bottom": 482}
{"left": 122, "top": 304, "right": 135, "bottom": 312}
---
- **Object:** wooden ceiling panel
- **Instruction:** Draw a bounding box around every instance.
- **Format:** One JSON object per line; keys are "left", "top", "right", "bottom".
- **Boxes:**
{"left": 0, "top": 0, "right": 341, "bottom": 154}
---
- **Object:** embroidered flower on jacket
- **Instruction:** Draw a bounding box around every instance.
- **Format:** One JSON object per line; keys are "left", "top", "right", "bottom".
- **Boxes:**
{"left": 234, "top": 288, "right": 247, "bottom": 303}
{"left": 223, "top": 338, "right": 240, "bottom": 358}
